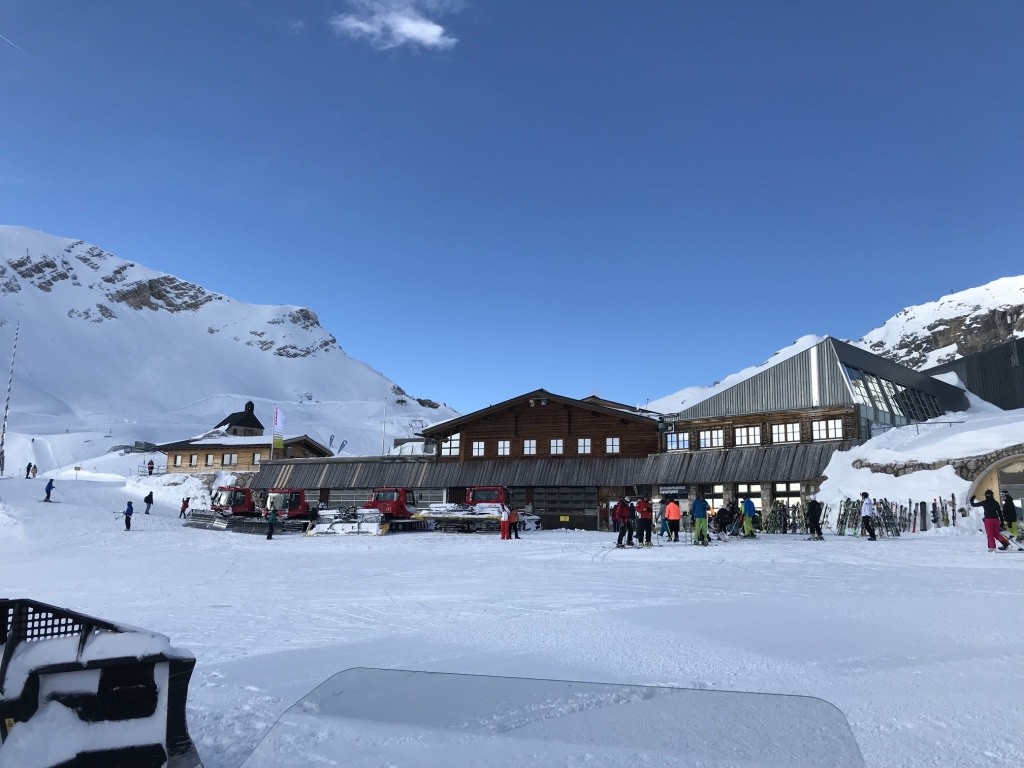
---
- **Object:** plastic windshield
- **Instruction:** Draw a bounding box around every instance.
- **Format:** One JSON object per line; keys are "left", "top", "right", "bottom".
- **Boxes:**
{"left": 241, "top": 668, "right": 865, "bottom": 768}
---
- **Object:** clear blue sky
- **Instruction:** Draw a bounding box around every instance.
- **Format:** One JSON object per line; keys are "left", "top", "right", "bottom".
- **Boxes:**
{"left": 2, "top": 1, "right": 1022, "bottom": 414}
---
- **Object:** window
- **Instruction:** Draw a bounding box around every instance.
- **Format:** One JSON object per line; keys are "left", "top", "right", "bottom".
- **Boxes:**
{"left": 222, "top": 453, "right": 238, "bottom": 467}
{"left": 253, "top": 453, "right": 262, "bottom": 465}
{"left": 523, "top": 439, "right": 537, "bottom": 456}
{"left": 472, "top": 441, "right": 485, "bottom": 457}
{"left": 578, "top": 437, "right": 591, "bottom": 454}
{"left": 734, "top": 426, "right": 760, "bottom": 446}
{"left": 699, "top": 429, "right": 723, "bottom": 448}
{"left": 550, "top": 438, "right": 563, "bottom": 455}
{"left": 666, "top": 433, "right": 689, "bottom": 451}
{"left": 771, "top": 423, "right": 800, "bottom": 443}
{"left": 811, "top": 419, "right": 843, "bottom": 440}
{"left": 441, "top": 433, "right": 461, "bottom": 457}
{"left": 189, "top": 454, "right": 198, "bottom": 467}
{"left": 497, "top": 440, "right": 510, "bottom": 457}
{"left": 605, "top": 437, "right": 620, "bottom": 454}
{"left": 174, "top": 455, "right": 182, "bottom": 467}
{"left": 205, "top": 454, "right": 214, "bottom": 466}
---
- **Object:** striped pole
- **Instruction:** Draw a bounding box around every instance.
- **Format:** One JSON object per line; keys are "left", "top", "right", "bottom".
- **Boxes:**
{"left": 0, "top": 322, "right": 18, "bottom": 476}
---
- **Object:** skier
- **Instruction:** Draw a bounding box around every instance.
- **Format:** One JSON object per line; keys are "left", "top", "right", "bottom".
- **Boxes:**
{"left": 123, "top": 501, "right": 134, "bottom": 531}
{"left": 635, "top": 496, "right": 653, "bottom": 546}
{"left": 664, "top": 497, "right": 681, "bottom": 542}
{"left": 741, "top": 495, "right": 757, "bottom": 538}
{"left": 25, "top": 462, "right": 32, "bottom": 479}
{"left": 179, "top": 497, "right": 190, "bottom": 519}
{"left": 614, "top": 498, "right": 633, "bottom": 547}
{"left": 692, "top": 494, "right": 710, "bottom": 545}
{"left": 147, "top": 459, "right": 154, "bottom": 476}
{"left": 806, "top": 497, "right": 824, "bottom": 540}
{"left": 31, "top": 464, "right": 37, "bottom": 479}
{"left": 266, "top": 504, "right": 278, "bottom": 540}
{"left": 44, "top": 478, "right": 55, "bottom": 502}
{"left": 1000, "top": 491, "right": 1021, "bottom": 541}
{"left": 970, "top": 490, "right": 1012, "bottom": 552}
{"left": 143, "top": 491, "right": 154, "bottom": 515}
{"left": 859, "top": 492, "right": 877, "bottom": 540}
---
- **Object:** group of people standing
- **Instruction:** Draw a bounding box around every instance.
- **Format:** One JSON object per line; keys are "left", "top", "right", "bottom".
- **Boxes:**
{"left": 500, "top": 506, "right": 521, "bottom": 539}
{"left": 613, "top": 496, "right": 653, "bottom": 547}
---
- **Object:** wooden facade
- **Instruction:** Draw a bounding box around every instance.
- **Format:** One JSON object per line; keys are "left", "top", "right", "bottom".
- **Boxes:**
{"left": 420, "top": 389, "right": 660, "bottom": 462}
{"left": 160, "top": 436, "right": 332, "bottom": 476}
{"left": 663, "top": 406, "right": 862, "bottom": 452}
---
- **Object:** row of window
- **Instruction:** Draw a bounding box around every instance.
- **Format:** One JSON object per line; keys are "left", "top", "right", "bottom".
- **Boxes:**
{"left": 442, "top": 434, "right": 621, "bottom": 457}
{"left": 173, "top": 452, "right": 261, "bottom": 468}
{"left": 843, "top": 365, "right": 943, "bottom": 424}
{"left": 665, "top": 419, "right": 843, "bottom": 450}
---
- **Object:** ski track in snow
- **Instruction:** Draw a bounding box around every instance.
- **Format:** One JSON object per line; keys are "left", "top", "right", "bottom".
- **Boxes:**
{"left": 0, "top": 476, "right": 1022, "bottom": 768}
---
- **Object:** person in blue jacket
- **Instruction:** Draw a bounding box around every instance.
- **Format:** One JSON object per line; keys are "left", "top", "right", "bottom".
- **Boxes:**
{"left": 44, "top": 478, "right": 55, "bottom": 501}
{"left": 691, "top": 494, "right": 710, "bottom": 546}
{"left": 123, "top": 501, "right": 134, "bottom": 531}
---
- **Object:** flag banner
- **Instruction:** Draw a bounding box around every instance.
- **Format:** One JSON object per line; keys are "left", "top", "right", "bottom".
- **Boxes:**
{"left": 273, "top": 405, "right": 284, "bottom": 450}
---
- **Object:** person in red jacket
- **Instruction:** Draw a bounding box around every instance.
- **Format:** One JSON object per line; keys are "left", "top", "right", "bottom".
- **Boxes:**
{"left": 635, "top": 496, "right": 653, "bottom": 546}
{"left": 614, "top": 498, "right": 633, "bottom": 548}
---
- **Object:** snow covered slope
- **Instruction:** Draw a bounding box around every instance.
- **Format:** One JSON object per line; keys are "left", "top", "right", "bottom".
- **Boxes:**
{"left": 0, "top": 226, "right": 456, "bottom": 455}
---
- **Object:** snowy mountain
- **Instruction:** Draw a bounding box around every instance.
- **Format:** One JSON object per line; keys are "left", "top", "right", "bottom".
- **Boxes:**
{"left": 854, "top": 275, "right": 1024, "bottom": 369}
{"left": 0, "top": 226, "right": 456, "bottom": 456}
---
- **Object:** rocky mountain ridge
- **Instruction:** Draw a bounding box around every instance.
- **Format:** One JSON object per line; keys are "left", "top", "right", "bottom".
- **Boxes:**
{"left": 854, "top": 275, "right": 1024, "bottom": 370}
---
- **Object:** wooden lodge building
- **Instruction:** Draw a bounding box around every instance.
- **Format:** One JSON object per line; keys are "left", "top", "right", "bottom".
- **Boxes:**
{"left": 250, "top": 338, "right": 971, "bottom": 530}
{"left": 158, "top": 401, "right": 333, "bottom": 475}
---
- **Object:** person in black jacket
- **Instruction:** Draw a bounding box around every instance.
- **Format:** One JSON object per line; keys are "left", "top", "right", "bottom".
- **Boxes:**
{"left": 806, "top": 497, "right": 824, "bottom": 540}
{"left": 1000, "top": 491, "right": 1022, "bottom": 542}
{"left": 970, "top": 490, "right": 1011, "bottom": 552}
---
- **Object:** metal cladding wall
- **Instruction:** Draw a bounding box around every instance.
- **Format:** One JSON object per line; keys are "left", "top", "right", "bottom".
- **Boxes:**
{"left": 671, "top": 339, "right": 854, "bottom": 420}
{"left": 253, "top": 443, "right": 848, "bottom": 493}
{"left": 924, "top": 338, "right": 1024, "bottom": 411}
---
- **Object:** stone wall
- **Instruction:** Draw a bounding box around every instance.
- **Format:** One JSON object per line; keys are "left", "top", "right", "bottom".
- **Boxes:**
{"left": 851, "top": 443, "right": 1024, "bottom": 483}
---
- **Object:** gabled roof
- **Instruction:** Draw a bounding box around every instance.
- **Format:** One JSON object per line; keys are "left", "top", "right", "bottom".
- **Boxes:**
{"left": 214, "top": 400, "right": 265, "bottom": 431}
{"left": 419, "top": 389, "right": 659, "bottom": 437}
{"left": 668, "top": 336, "right": 968, "bottom": 421}
{"left": 156, "top": 434, "right": 333, "bottom": 457}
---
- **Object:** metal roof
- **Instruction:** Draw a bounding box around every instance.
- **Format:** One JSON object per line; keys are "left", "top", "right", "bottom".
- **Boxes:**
{"left": 669, "top": 337, "right": 968, "bottom": 420}
{"left": 252, "top": 442, "right": 850, "bottom": 490}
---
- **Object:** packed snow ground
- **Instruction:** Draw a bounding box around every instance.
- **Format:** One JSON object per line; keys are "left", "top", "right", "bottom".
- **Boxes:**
{"left": 1, "top": 465, "right": 1023, "bottom": 768}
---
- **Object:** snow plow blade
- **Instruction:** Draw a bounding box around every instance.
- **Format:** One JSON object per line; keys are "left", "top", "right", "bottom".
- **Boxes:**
{"left": 309, "top": 509, "right": 387, "bottom": 536}
{"left": 181, "top": 509, "right": 230, "bottom": 530}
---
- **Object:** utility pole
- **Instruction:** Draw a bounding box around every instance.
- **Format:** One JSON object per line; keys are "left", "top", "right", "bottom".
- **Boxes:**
{"left": 0, "top": 323, "right": 18, "bottom": 477}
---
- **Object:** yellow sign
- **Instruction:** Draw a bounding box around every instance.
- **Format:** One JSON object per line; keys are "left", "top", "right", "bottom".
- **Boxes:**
{"left": 559, "top": 515, "right": 569, "bottom": 522}
{"left": 4, "top": 717, "right": 14, "bottom": 732}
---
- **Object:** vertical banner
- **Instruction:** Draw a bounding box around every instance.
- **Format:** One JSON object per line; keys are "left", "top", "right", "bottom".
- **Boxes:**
{"left": 272, "top": 405, "right": 284, "bottom": 450}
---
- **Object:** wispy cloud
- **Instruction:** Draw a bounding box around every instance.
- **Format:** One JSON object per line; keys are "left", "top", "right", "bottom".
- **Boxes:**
{"left": 288, "top": 19, "right": 307, "bottom": 35}
{"left": 329, "top": 0, "right": 459, "bottom": 51}
{"left": 0, "top": 32, "right": 28, "bottom": 55}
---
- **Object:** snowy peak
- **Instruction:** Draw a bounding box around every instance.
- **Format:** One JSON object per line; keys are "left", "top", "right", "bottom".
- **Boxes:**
{"left": 0, "top": 226, "right": 338, "bottom": 360}
{"left": 855, "top": 275, "right": 1024, "bottom": 369}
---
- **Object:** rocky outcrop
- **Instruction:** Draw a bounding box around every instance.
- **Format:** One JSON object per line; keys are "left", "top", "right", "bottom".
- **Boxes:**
{"left": 852, "top": 443, "right": 1024, "bottom": 482}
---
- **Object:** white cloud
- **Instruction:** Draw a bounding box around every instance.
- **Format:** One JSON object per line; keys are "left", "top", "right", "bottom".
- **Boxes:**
{"left": 288, "top": 19, "right": 307, "bottom": 34}
{"left": 330, "top": 0, "right": 459, "bottom": 50}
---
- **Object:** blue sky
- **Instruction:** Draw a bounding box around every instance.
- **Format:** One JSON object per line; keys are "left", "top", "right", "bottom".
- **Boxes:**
{"left": 2, "top": 1, "right": 1022, "bottom": 414}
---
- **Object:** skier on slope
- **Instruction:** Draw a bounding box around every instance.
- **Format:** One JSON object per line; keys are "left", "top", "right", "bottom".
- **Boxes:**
{"left": 44, "top": 478, "right": 55, "bottom": 502}
{"left": 143, "top": 491, "right": 153, "bottom": 515}
{"left": 970, "top": 490, "right": 1011, "bottom": 552}
{"left": 123, "top": 501, "right": 134, "bottom": 531}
